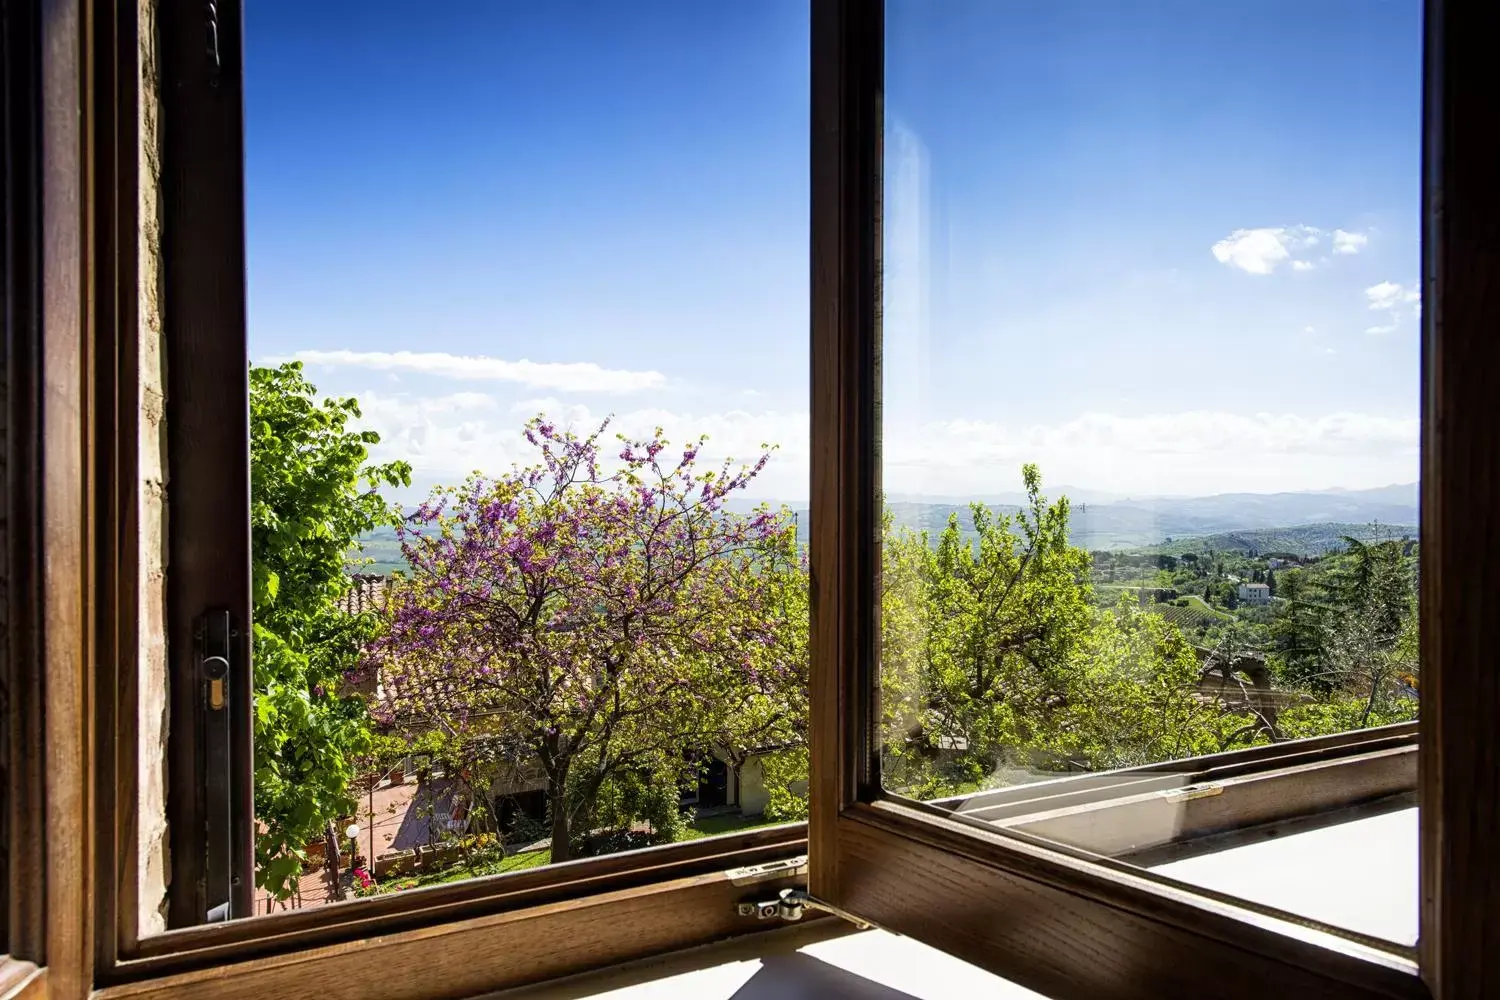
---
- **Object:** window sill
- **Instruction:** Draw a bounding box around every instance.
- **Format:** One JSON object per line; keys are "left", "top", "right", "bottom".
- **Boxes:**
{"left": 0, "top": 960, "right": 45, "bottom": 1000}
{"left": 500, "top": 804, "right": 1420, "bottom": 999}
{"left": 494, "top": 921, "right": 1036, "bottom": 1000}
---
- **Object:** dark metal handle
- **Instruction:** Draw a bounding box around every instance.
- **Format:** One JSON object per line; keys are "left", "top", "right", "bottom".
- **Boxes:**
{"left": 198, "top": 611, "right": 234, "bottom": 921}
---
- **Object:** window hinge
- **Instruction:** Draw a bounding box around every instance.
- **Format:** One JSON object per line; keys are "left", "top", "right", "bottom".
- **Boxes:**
{"left": 1163, "top": 782, "right": 1224, "bottom": 803}
{"left": 726, "top": 855, "right": 808, "bottom": 886}
{"left": 735, "top": 887, "right": 876, "bottom": 931}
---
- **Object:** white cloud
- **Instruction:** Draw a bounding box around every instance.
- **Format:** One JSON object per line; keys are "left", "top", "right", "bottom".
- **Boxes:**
{"left": 1364, "top": 281, "right": 1421, "bottom": 335}
{"left": 1211, "top": 226, "right": 1321, "bottom": 275}
{"left": 352, "top": 392, "right": 811, "bottom": 500}
{"left": 885, "top": 410, "right": 1418, "bottom": 496}
{"left": 1211, "top": 225, "right": 1370, "bottom": 275}
{"left": 266, "top": 349, "right": 667, "bottom": 393}
{"left": 1332, "top": 229, "right": 1369, "bottom": 255}
{"left": 1365, "top": 281, "right": 1420, "bottom": 312}
{"left": 350, "top": 389, "right": 1417, "bottom": 501}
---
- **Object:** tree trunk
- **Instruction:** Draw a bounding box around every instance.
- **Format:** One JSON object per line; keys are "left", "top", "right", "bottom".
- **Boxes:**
{"left": 549, "top": 783, "right": 572, "bottom": 863}
{"left": 324, "top": 820, "right": 344, "bottom": 900}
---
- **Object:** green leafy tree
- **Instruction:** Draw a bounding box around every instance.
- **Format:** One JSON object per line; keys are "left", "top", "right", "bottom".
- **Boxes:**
{"left": 1278, "top": 536, "right": 1417, "bottom": 731}
{"left": 250, "top": 362, "right": 410, "bottom": 897}
{"left": 1268, "top": 568, "right": 1332, "bottom": 690}
{"left": 878, "top": 466, "right": 1255, "bottom": 797}
{"left": 759, "top": 746, "right": 811, "bottom": 821}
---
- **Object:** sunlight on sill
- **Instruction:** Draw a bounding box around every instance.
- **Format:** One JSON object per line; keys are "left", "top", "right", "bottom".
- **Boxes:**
{"left": 495, "top": 921, "right": 1043, "bottom": 1000}
{"left": 1148, "top": 805, "right": 1417, "bottom": 946}
{"left": 500, "top": 807, "right": 1417, "bottom": 999}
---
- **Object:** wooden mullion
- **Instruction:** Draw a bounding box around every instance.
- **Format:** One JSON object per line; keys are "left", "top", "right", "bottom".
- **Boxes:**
{"left": 37, "top": 0, "right": 94, "bottom": 995}
{"left": 808, "top": 0, "right": 883, "bottom": 905}
{"left": 1418, "top": 1, "right": 1500, "bottom": 998}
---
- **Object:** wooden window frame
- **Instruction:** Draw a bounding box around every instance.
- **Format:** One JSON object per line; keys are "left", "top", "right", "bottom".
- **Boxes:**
{"left": 7, "top": 1, "right": 1498, "bottom": 999}
{"left": 2, "top": 0, "right": 48, "bottom": 993}
{"left": 808, "top": 1, "right": 1499, "bottom": 999}
{"left": 930, "top": 723, "right": 1417, "bottom": 868}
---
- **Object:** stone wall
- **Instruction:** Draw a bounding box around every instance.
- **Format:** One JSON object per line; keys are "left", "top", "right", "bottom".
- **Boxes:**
{"left": 136, "top": 0, "right": 171, "bottom": 936}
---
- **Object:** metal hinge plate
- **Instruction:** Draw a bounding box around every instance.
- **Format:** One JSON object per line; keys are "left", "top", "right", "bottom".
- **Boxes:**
{"left": 1163, "top": 782, "right": 1224, "bottom": 802}
{"left": 735, "top": 886, "right": 874, "bottom": 930}
{"left": 726, "top": 855, "right": 808, "bottom": 886}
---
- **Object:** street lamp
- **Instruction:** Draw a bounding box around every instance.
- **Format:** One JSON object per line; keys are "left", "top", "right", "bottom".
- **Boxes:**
{"left": 345, "top": 823, "right": 361, "bottom": 886}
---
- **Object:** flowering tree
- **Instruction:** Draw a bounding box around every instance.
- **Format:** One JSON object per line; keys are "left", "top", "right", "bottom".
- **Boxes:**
{"left": 368, "top": 418, "right": 801, "bottom": 861}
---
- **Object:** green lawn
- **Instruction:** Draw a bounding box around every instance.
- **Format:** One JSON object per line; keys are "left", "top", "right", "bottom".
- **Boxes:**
{"left": 676, "top": 812, "right": 791, "bottom": 841}
{"left": 381, "top": 847, "right": 551, "bottom": 892}
{"left": 378, "top": 813, "right": 789, "bottom": 893}
{"left": 1181, "top": 594, "right": 1232, "bottom": 618}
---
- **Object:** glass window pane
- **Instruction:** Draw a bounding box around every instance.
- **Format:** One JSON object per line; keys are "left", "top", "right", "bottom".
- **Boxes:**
{"left": 880, "top": 0, "right": 1420, "bottom": 947}
{"left": 169, "top": 1, "right": 810, "bottom": 923}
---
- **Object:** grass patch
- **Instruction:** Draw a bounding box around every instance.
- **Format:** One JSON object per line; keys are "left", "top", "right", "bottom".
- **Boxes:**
{"left": 381, "top": 814, "right": 789, "bottom": 893}
{"left": 382, "top": 847, "right": 551, "bottom": 892}
{"left": 676, "top": 812, "right": 790, "bottom": 841}
{"left": 1182, "top": 594, "right": 1232, "bottom": 618}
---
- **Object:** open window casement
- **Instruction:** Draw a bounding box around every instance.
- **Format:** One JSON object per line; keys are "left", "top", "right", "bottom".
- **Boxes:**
{"left": 806, "top": 2, "right": 1500, "bottom": 998}
{"left": 8, "top": 1, "right": 1500, "bottom": 999}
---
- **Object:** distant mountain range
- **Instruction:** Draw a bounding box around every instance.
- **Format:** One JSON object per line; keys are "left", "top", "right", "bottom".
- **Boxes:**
{"left": 784, "top": 484, "right": 1418, "bottom": 553}
{"left": 352, "top": 484, "right": 1419, "bottom": 573}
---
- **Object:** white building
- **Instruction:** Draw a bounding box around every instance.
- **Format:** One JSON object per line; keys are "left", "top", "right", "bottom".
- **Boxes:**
{"left": 1237, "top": 582, "right": 1271, "bottom": 605}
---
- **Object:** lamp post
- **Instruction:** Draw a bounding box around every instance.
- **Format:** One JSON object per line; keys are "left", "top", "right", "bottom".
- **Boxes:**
{"left": 345, "top": 823, "right": 361, "bottom": 888}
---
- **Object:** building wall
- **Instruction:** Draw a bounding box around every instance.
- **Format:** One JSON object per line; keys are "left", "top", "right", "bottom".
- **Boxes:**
{"left": 137, "top": 0, "right": 172, "bottom": 933}
{"left": 1237, "top": 584, "right": 1270, "bottom": 605}
{"left": 736, "top": 758, "right": 771, "bottom": 816}
{"left": 732, "top": 755, "right": 807, "bottom": 818}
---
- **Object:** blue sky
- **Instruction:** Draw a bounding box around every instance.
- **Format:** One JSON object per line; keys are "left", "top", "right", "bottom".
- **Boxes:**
{"left": 246, "top": 1, "right": 1421, "bottom": 502}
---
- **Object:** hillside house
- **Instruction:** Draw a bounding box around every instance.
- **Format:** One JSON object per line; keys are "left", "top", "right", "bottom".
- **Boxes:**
{"left": 1237, "top": 582, "right": 1271, "bottom": 605}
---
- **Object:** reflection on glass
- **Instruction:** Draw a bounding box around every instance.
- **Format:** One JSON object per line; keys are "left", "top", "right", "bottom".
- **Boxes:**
{"left": 236, "top": 1, "right": 810, "bottom": 916}
{"left": 879, "top": 0, "right": 1420, "bottom": 946}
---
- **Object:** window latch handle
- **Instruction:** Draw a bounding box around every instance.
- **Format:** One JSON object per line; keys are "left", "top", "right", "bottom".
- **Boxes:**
{"left": 196, "top": 609, "right": 236, "bottom": 921}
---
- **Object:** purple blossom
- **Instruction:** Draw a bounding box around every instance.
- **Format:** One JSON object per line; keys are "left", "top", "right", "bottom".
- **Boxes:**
{"left": 363, "top": 412, "right": 804, "bottom": 773}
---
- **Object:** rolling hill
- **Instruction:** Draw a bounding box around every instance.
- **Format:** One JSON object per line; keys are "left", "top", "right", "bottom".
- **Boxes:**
{"left": 348, "top": 484, "right": 1418, "bottom": 573}
{"left": 1136, "top": 522, "right": 1416, "bottom": 558}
